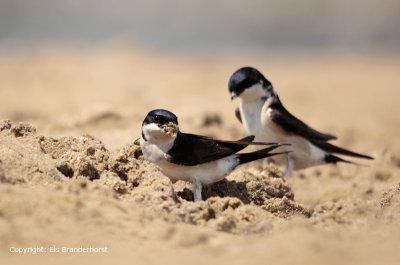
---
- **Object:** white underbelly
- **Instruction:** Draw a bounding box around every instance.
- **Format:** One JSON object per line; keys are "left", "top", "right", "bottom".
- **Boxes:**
{"left": 241, "top": 100, "right": 277, "bottom": 142}
{"left": 158, "top": 157, "right": 237, "bottom": 185}
{"left": 282, "top": 136, "right": 327, "bottom": 169}
{"left": 140, "top": 139, "right": 238, "bottom": 185}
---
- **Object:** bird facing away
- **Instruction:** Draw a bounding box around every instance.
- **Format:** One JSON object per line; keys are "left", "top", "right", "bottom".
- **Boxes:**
{"left": 228, "top": 66, "right": 373, "bottom": 178}
{"left": 139, "top": 109, "right": 288, "bottom": 201}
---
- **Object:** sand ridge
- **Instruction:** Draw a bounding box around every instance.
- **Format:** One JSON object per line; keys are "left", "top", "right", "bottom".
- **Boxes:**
{"left": 1, "top": 118, "right": 400, "bottom": 264}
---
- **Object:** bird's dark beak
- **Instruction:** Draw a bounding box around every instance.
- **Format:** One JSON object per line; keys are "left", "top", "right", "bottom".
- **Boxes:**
{"left": 230, "top": 92, "right": 237, "bottom": 100}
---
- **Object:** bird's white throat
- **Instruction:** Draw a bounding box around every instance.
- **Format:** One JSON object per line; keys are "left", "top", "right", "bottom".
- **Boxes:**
{"left": 238, "top": 83, "right": 270, "bottom": 102}
{"left": 142, "top": 123, "right": 178, "bottom": 145}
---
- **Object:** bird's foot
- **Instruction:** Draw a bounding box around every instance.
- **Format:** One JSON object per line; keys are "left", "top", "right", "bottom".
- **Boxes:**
{"left": 193, "top": 177, "right": 202, "bottom": 202}
{"left": 169, "top": 181, "right": 180, "bottom": 203}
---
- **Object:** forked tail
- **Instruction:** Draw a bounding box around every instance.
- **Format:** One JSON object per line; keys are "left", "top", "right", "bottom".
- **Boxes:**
{"left": 311, "top": 140, "right": 373, "bottom": 160}
{"left": 237, "top": 144, "right": 290, "bottom": 165}
{"left": 325, "top": 154, "right": 369, "bottom": 167}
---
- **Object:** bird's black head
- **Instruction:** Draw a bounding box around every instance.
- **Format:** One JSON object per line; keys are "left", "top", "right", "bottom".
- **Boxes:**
{"left": 228, "top": 67, "right": 272, "bottom": 100}
{"left": 143, "top": 109, "right": 178, "bottom": 126}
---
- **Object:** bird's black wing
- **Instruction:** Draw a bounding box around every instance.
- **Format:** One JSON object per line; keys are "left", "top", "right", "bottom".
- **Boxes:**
{"left": 234, "top": 107, "right": 242, "bottom": 123}
{"left": 310, "top": 139, "right": 373, "bottom": 159}
{"left": 269, "top": 96, "right": 337, "bottom": 141}
{"left": 166, "top": 132, "right": 277, "bottom": 166}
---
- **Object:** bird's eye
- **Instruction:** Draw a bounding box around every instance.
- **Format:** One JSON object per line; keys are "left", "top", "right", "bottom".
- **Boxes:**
{"left": 154, "top": 115, "right": 164, "bottom": 123}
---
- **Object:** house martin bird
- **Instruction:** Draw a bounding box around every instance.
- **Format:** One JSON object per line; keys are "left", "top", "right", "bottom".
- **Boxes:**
{"left": 228, "top": 66, "right": 373, "bottom": 178}
{"left": 139, "top": 109, "right": 289, "bottom": 201}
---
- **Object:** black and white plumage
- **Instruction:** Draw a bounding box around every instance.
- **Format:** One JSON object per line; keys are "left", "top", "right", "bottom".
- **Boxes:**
{"left": 139, "top": 109, "right": 288, "bottom": 201}
{"left": 228, "top": 66, "right": 373, "bottom": 178}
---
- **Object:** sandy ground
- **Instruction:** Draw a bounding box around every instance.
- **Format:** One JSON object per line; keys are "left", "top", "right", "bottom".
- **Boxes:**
{"left": 0, "top": 46, "right": 399, "bottom": 265}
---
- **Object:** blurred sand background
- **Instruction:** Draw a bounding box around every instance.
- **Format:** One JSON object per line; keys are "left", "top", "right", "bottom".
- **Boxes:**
{"left": 1, "top": 1, "right": 400, "bottom": 264}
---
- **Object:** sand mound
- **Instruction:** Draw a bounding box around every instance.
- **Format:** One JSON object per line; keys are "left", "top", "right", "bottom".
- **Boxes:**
{"left": 0, "top": 120, "right": 64, "bottom": 184}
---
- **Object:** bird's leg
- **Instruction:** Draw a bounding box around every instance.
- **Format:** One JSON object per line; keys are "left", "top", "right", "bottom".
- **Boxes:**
{"left": 192, "top": 177, "right": 202, "bottom": 202}
{"left": 283, "top": 153, "right": 294, "bottom": 178}
{"left": 169, "top": 180, "right": 180, "bottom": 203}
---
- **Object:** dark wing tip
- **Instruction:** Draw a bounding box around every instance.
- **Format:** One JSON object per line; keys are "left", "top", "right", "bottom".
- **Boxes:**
{"left": 326, "top": 134, "right": 338, "bottom": 140}
{"left": 249, "top": 141, "right": 290, "bottom": 146}
{"left": 237, "top": 145, "right": 289, "bottom": 165}
{"left": 362, "top": 154, "right": 374, "bottom": 160}
{"left": 311, "top": 139, "right": 374, "bottom": 160}
{"left": 252, "top": 144, "right": 283, "bottom": 154}
{"left": 325, "top": 154, "right": 371, "bottom": 167}
{"left": 238, "top": 135, "right": 255, "bottom": 142}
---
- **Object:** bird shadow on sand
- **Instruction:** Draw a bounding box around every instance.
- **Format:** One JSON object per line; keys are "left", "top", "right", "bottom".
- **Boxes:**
{"left": 176, "top": 178, "right": 289, "bottom": 204}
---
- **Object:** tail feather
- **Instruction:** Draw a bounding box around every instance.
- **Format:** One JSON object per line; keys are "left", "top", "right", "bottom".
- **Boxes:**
{"left": 237, "top": 135, "right": 254, "bottom": 142}
{"left": 232, "top": 135, "right": 282, "bottom": 146}
{"left": 237, "top": 144, "right": 288, "bottom": 165}
{"left": 311, "top": 140, "right": 373, "bottom": 160}
{"left": 325, "top": 154, "right": 369, "bottom": 167}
